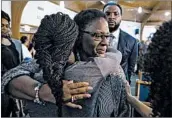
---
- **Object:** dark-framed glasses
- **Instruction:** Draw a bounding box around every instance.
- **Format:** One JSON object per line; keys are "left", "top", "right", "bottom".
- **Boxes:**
{"left": 81, "top": 30, "right": 114, "bottom": 41}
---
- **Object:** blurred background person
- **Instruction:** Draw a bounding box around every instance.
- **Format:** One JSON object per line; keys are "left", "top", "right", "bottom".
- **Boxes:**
{"left": 28, "top": 42, "right": 36, "bottom": 58}
{"left": 144, "top": 20, "right": 172, "bottom": 117}
{"left": 20, "top": 36, "right": 32, "bottom": 60}
{"left": 103, "top": 2, "right": 138, "bottom": 84}
{"left": 1, "top": 10, "right": 24, "bottom": 117}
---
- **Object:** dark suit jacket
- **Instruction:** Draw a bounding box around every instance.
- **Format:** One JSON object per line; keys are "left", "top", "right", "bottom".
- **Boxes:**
{"left": 117, "top": 30, "right": 138, "bottom": 80}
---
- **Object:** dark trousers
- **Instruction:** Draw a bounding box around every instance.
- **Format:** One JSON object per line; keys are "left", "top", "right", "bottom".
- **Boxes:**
{"left": 1, "top": 94, "right": 18, "bottom": 117}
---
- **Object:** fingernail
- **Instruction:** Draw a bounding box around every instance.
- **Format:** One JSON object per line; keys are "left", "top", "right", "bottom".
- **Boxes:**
{"left": 84, "top": 82, "right": 89, "bottom": 85}
{"left": 86, "top": 94, "right": 91, "bottom": 98}
{"left": 78, "top": 106, "right": 82, "bottom": 109}
{"left": 88, "top": 87, "right": 93, "bottom": 90}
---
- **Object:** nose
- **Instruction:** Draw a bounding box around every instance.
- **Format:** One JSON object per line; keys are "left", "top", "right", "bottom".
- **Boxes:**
{"left": 100, "top": 37, "right": 109, "bottom": 46}
{"left": 109, "top": 13, "right": 115, "bottom": 19}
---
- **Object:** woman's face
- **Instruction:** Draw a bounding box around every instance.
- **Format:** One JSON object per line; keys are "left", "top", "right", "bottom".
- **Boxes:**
{"left": 81, "top": 17, "right": 110, "bottom": 57}
{"left": 1, "top": 18, "right": 10, "bottom": 36}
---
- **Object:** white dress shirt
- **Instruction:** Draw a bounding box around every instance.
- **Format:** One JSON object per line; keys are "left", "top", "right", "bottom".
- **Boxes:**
{"left": 22, "top": 44, "right": 32, "bottom": 59}
{"left": 110, "top": 28, "right": 120, "bottom": 49}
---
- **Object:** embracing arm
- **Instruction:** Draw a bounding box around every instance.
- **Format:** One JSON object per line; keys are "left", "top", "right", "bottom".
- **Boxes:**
{"left": 2, "top": 59, "right": 40, "bottom": 94}
{"left": 2, "top": 59, "right": 92, "bottom": 108}
{"left": 117, "top": 79, "right": 152, "bottom": 117}
{"left": 8, "top": 75, "right": 56, "bottom": 103}
{"left": 114, "top": 67, "right": 152, "bottom": 117}
{"left": 8, "top": 75, "right": 92, "bottom": 109}
{"left": 127, "top": 95, "right": 152, "bottom": 117}
{"left": 124, "top": 78, "right": 153, "bottom": 117}
{"left": 1, "top": 59, "right": 54, "bottom": 102}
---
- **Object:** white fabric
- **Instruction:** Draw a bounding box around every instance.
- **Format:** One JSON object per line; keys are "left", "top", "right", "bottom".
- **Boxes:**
{"left": 110, "top": 28, "right": 120, "bottom": 49}
{"left": 22, "top": 44, "right": 32, "bottom": 59}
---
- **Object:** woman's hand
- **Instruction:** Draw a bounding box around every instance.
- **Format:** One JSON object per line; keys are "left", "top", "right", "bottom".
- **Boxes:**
{"left": 62, "top": 80, "right": 92, "bottom": 109}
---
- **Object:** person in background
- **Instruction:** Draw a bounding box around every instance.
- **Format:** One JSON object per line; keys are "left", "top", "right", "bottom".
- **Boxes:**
{"left": 20, "top": 36, "right": 32, "bottom": 59}
{"left": 144, "top": 20, "right": 172, "bottom": 117}
{"left": 1, "top": 10, "right": 24, "bottom": 117}
{"left": 126, "top": 20, "right": 172, "bottom": 117}
{"left": 103, "top": 2, "right": 138, "bottom": 84}
{"left": 28, "top": 42, "right": 36, "bottom": 57}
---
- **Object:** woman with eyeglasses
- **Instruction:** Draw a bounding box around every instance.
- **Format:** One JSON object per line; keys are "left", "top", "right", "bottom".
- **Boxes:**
{"left": 2, "top": 9, "right": 130, "bottom": 117}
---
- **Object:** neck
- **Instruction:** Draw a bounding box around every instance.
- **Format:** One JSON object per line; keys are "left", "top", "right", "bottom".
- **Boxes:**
{"left": 1, "top": 37, "right": 11, "bottom": 46}
{"left": 110, "top": 28, "right": 119, "bottom": 33}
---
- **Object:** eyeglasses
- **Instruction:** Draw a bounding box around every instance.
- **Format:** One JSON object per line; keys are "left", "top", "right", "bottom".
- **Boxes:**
{"left": 81, "top": 30, "right": 114, "bottom": 41}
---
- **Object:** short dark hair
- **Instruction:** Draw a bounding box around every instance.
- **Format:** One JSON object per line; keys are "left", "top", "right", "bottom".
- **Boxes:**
{"left": 73, "top": 9, "right": 107, "bottom": 60}
{"left": 1, "top": 10, "right": 11, "bottom": 22}
{"left": 103, "top": 2, "right": 123, "bottom": 15}
{"left": 20, "top": 36, "right": 28, "bottom": 44}
{"left": 74, "top": 9, "right": 107, "bottom": 31}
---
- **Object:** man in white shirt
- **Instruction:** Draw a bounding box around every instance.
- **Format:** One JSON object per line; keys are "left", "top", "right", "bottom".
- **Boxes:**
{"left": 20, "top": 36, "right": 32, "bottom": 59}
{"left": 103, "top": 2, "right": 138, "bottom": 84}
{"left": 109, "top": 28, "right": 120, "bottom": 49}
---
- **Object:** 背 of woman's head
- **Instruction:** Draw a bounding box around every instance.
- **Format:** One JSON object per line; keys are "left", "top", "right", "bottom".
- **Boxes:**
{"left": 144, "top": 20, "right": 172, "bottom": 117}
{"left": 20, "top": 36, "right": 30, "bottom": 47}
{"left": 33, "top": 12, "right": 79, "bottom": 112}
{"left": 73, "top": 9, "right": 112, "bottom": 60}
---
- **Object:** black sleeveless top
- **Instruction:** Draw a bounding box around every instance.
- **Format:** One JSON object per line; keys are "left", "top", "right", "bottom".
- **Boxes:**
{"left": 1, "top": 39, "right": 20, "bottom": 76}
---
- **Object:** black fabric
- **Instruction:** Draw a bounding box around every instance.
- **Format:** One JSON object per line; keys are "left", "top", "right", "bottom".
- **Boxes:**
{"left": 12, "top": 38, "right": 23, "bottom": 62}
{"left": 117, "top": 30, "right": 138, "bottom": 83}
{"left": 1, "top": 40, "right": 20, "bottom": 76}
{"left": 1, "top": 39, "right": 20, "bottom": 117}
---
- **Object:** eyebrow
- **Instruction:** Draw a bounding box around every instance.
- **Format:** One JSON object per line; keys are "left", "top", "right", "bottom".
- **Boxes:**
{"left": 95, "top": 31, "right": 110, "bottom": 35}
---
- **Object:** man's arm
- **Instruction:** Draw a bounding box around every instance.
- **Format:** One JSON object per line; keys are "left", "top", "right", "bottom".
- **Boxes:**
{"left": 128, "top": 39, "right": 138, "bottom": 79}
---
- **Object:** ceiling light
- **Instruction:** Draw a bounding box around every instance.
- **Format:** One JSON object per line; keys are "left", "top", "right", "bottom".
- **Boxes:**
{"left": 165, "top": 12, "right": 170, "bottom": 16}
{"left": 24, "top": 25, "right": 31, "bottom": 32}
{"left": 138, "top": 7, "right": 142, "bottom": 14}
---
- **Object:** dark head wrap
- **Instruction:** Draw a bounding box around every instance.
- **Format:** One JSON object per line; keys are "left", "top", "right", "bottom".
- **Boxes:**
{"left": 33, "top": 12, "right": 79, "bottom": 116}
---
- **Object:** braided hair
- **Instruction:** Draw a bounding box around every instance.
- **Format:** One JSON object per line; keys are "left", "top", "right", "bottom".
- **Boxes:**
{"left": 33, "top": 12, "right": 78, "bottom": 116}
{"left": 73, "top": 9, "right": 107, "bottom": 61}
{"left": 144, "top": 20, "right": 172, "bottom": 116}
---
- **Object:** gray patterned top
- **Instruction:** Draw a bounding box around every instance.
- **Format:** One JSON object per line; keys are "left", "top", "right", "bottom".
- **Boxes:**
{"left": 2, "top": 52, "right": 130, "bottom": 117}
